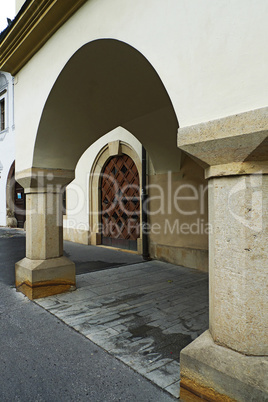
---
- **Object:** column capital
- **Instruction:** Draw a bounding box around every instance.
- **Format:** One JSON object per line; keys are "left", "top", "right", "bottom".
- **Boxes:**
{"left": 178, "top": 107, "right": 268, "bottom": 177}
{"left": 205, "top": 161, "right": 268, "bottom": 179}
{"left": 15, "top": 167, "right": 75, "bottom": 192}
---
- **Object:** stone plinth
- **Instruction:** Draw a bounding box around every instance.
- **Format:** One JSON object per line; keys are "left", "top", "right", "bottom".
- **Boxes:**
{"left": 180, "top": 331, "right": 268, "bottom": 402}
{"left": 16, "top": 256, "right": 75, "bottom": 299}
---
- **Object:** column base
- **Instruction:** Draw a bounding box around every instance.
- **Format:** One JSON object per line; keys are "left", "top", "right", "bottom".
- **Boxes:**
{"left": 180, "top": 330, "right": 268, "bottom": 401}
{"left": 15, "top": 256, "right": 76, "bottom": 299}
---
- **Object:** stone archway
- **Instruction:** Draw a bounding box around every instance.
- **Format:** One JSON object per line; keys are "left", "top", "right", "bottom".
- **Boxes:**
{"left": 15, "top": 38, "right": 179, "bottom": 299}
{"left": 6, "top": 162, "right": 15, "bottom": 220}
{"left": 30, "top": 39, "right": 179, "bottom": 174}
{"left": 90, "top": 140, "right": 142, "bottom": 253}
{"left": 6, "top": 161, "right": 26, "bottom": 228}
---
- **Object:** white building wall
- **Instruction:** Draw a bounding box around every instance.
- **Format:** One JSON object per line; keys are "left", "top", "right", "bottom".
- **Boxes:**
{"left": 0, "top": 71, "right": 15, "bottom": 226}
{"left": 16, "top": 0, "right": 25, "bottom": 14}
{"left": 14, "top": 0, "right": 268, "bottom": 173}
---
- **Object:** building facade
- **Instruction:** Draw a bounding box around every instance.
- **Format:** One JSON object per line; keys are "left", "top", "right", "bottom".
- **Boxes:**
{"left": 0, "top": 0, "right": 267, "bottom": 400}
{"left": 0, "top": 71, "right": 15, "bottom": 226}
{"left": 0, "top": 69, "right": 25, "bottom": 229}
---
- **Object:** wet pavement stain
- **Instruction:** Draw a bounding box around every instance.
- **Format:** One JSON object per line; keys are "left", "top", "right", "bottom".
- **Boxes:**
{"left": 129, "top": 321, "right": 192, "bottom": 362}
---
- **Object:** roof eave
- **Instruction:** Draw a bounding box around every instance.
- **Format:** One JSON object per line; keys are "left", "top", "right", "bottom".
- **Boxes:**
{"left": 0, "top": 0, "right": 87, "bottom": 76}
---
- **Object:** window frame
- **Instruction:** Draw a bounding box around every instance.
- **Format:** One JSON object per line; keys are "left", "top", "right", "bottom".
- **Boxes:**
{"left": 0, "top": 89, "right": 7, "bottom": 135}
{"left": 0, "top": 97, "right": 5, "bottom": 131}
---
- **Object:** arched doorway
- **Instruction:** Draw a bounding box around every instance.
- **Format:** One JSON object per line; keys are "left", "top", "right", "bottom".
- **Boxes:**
{"left": 14, "top": 180, "right": 26, "bottom": 228}
{"left": 89, "top": 139, "right": 142, "bottom": 253}
{"left": 6, "top": 162, "right": 26, "bottom": 228}
{"left": 101, "top": 154, "right": 140, "bottom": 251}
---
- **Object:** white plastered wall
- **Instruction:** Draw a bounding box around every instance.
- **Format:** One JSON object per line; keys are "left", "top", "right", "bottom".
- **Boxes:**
{"left": 15, "top": 0, "right": 25, "bottom": 14}
{"left": 63, "top": 127, "right": 142, "bottom": 238}
{"left": 14, "top": 0, "right": 268, "bottom": 173}
{"left": 0, "top": 72, "right": 15, "bottom": 226}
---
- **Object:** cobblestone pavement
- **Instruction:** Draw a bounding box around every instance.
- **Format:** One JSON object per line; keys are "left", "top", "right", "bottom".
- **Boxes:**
{"left": 36, "top": 258, "right": 209, "bottom": 398}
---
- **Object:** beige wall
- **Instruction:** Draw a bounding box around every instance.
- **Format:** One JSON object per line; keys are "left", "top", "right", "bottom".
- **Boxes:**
{"left": 147, "top": 156, "right": 208, "bottom": 270}
{"left": 148, "top": 157, "right": 208, "bottom": 250}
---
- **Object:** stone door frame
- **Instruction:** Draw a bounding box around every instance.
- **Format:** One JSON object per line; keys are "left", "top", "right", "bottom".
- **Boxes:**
{"left": 89, "top": 140, "right": 143, "bottom": 253}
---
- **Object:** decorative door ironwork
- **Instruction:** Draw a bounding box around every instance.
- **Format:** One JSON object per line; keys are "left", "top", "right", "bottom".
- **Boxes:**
{"left": 101, "top": 154, "right": 140, "bottom": 250}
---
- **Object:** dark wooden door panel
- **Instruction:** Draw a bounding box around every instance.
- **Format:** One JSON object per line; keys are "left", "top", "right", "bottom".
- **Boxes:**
{"left": 101, "top": 154, "right": 140, "bottom": 250}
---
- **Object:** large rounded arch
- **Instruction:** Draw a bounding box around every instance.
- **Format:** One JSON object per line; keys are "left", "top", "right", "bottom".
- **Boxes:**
{"left": 33, "top": 39, "right": 180, "bottom": 174}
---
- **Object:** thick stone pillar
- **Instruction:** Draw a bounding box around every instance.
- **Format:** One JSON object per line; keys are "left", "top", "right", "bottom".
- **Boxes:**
{"left": 15, "top": 168, "right": 76, "bottom": 299}
{"left": 208, "top": 172, "right": 267, "bottom": 356}
{"left": 178, "top": 107, "right": 268, "bottom": 401}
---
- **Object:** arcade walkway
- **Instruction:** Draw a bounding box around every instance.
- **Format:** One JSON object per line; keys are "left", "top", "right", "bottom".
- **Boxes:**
{"left": 0, "top": 227, "right": 208, "bottom": 400}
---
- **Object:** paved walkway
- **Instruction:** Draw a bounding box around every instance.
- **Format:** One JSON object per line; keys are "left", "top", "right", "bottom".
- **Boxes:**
{"left": 36, "top": 261, "right": 208, "bottom": 398}
{"left": 0, "top": 227, "right": 208, "bottom": 399}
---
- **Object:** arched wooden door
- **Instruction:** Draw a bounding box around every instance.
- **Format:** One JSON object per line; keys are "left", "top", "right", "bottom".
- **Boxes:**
{"left": 101, "top": 154, "right": 140, "bottom": 251}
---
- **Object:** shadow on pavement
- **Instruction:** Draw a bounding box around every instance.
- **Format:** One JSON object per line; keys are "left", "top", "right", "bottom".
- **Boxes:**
{"left": 0, "top": 227, "right": 143, "bottom": 284}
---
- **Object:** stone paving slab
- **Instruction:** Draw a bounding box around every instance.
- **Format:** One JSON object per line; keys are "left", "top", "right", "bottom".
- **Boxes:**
{"left": 36, "top": 260, "right": 209, "bottom": 398}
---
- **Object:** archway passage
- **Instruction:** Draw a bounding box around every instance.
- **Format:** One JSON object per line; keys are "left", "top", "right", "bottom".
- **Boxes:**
{"left": 15, "top": 38, "right": 180, "bottom": 299}
{"left": 33, "top": 39, "right": 179, "bottom": 174}
{"left": 6, "top": 162, "right": 26, "bottom": 228}
{"left": 101, "top": 154, "right": 140, "bottom": 251}
{"left": 14, "top": 181, "right": 26, "bottom": 228}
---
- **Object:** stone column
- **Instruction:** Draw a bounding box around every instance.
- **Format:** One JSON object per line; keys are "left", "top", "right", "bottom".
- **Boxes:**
{"left": 178, "top": 107, "right": 268, "bottom": 401}
{"left": 15, "top": 168, "right": 76, "bottom": 299}
{"left": 208, "top": 171, "right": 267, "bottom": 356}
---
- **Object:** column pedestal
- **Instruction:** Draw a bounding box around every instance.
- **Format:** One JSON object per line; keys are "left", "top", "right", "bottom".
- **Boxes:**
{"left": 16, "top": 256, "right": 75, "bottom": 299}
{"left": 180, "top": 330, "right": 267, "bottom": 402}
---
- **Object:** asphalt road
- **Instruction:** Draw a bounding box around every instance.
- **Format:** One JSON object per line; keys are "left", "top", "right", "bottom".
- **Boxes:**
{"left": 0, "top": 228, "right": 175, "bottom": 401}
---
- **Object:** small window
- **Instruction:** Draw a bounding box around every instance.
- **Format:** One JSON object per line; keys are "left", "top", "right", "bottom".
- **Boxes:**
{"left": 0, "top": 99, "right": 4, "bottom": 131}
